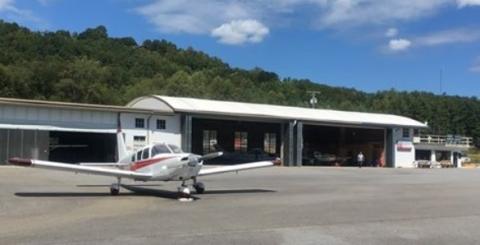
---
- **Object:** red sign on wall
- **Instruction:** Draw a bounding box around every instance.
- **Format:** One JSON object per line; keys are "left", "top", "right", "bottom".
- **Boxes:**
{"left": 396, "top": 141, "right": 413, "bottom": 152}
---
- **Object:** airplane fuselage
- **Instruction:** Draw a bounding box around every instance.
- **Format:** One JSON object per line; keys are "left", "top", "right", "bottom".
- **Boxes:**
{"left": 127, "top": 153, "right": 203, "bottom": 182}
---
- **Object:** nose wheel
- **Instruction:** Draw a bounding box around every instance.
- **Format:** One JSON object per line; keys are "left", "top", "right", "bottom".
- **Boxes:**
{"left": 177, "top": 182, "right": 193, "bottom": 201}
{"left": 193, "top": 182, "right": 205, "bottom": 194}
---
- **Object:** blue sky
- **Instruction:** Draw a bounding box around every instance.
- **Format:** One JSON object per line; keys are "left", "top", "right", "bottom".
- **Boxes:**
{"left": 1, "top": 0, "right": 480, "bottom": 97}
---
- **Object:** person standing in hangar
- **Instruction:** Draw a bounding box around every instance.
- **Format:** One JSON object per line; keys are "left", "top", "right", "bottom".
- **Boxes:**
{"left": 357, "top": 151, "right": 365, "bottom": 168}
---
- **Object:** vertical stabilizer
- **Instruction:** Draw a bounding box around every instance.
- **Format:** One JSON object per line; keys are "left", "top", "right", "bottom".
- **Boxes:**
{"left": 117, "top": 113, "right": 129, "bottom": 163}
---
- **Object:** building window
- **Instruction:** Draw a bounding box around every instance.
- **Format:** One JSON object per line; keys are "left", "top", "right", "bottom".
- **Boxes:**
{"left": 234, "top": 131, "right": 248, "bottom": 152}
{"left": 133, "top": 136, "right": 146, "bottom": 151}
{"left": 156, "top": 119, "right": 166, "bottom": 130}
{"left": 413, "top": 129, "right": 420, "bottom": 136}
{"left": 135, "top": 118, "right": 145, "bottom": 128}
{"left": 202, "top": 130, "right": 217, "bottom": 154}
{"left": 402, "top": 128, "right": 410, "bottom": 138}
{"left": 264, "top": 133, "right": 276, "bottom": 154}
{"left": 134, "top": 136, "right": 146, "bottom": 142}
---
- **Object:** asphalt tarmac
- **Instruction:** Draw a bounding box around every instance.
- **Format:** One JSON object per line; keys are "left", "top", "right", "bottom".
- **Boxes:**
{"left": 1, "top": 166, "right": 480, "bottom": 245}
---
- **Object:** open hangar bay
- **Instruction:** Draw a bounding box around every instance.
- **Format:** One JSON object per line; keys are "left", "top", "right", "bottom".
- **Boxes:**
{"left": 2, "top": 166, "right": 480, "bottom": 245}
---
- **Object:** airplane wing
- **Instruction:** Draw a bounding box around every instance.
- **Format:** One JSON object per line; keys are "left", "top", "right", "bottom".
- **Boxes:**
{"left": 80, "top": 162, "right": 129, "bottom": 167}
{"left": 198, "top": 160, "right": 280, "bottom": 177}
{"left": 8, "top": 158, "right": 152, "bottom": 180}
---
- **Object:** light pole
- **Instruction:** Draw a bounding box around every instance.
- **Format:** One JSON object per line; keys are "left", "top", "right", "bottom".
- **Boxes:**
{"left": 307, "top": 91, "right": 321, "bottom": 108}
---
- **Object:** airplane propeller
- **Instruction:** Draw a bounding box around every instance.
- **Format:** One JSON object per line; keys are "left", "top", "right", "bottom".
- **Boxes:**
{"left": 197, "top": 152, "right": 223, "bottom": 162}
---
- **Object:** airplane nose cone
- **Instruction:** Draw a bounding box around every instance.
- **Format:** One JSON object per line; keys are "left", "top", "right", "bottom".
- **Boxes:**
{"left": 188, "top": 155, "right": 200, "bottom": 167}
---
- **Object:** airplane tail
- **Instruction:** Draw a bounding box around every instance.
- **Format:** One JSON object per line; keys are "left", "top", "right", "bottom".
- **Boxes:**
{"left": 116, "top": 113, "right": 129, "bottom": 163}
{"left": 117, "top": 131, "right": 129, "bottom": 163}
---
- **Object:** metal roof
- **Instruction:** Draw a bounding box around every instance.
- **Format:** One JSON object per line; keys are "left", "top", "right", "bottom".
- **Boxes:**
{"left": 128, "top": 95, "right": 427, "bottom": 128}
{"left": 0, "top": 97, "right": 173, "bottom": 115}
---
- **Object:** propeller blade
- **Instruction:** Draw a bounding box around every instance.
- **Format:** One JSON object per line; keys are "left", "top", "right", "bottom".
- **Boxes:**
{"left": 198, "top": 152, "right": 223, "bottom": 161}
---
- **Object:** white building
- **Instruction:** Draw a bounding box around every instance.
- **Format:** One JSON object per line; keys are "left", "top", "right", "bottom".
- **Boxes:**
{"left": 0, "top": 95, "right": 429, "bottom": 167}
{"left": 413, "top": 135, "right": 473, "bottom": 168}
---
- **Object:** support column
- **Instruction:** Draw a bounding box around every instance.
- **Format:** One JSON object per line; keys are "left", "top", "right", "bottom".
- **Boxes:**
{"left": 282, "top": 121, "right": 295, "bottom": 166}
{"left": 386, "top": 129, "right": 394, "bottom": 167}
{"left": 280, "top": 123, "right": 285, "bottom": 164}
{"left": 294, "top": 121, "right": 303, "bottom": 166}
{"left": 431, "top": 150, "right": 436, "bottom": 162}
{"left": 181, "top": 114, "right": 192, "bottom": 152}
{"left": 450, "top": 151, "right": 454, "bottom": 166}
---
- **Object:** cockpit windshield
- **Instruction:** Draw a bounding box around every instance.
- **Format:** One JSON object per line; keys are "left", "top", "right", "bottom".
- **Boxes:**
{"left": 168, "top": 144, "right": 183, "bottom": 154}
{"left": 151, "top": 144, "right": 171, "bottom": 157}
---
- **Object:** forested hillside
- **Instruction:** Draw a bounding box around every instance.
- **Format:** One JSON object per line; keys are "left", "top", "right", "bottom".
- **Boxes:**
{"left": 0, "top": 20, "right": 479, "bottom": 145}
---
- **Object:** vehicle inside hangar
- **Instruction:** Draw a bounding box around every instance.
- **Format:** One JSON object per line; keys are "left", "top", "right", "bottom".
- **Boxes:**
{"left": 191, "top": 118, "right": 281, "bottom": 164}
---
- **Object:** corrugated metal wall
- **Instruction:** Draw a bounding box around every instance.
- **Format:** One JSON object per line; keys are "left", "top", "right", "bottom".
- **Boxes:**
{"left": 0, "top": 104, "right": 117, "bottom": 131}
{"left": 0, "top": 129, "right": 49, "bottom": 164}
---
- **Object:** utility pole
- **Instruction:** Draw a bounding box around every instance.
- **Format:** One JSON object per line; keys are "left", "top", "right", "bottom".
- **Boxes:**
{"left": 307, "top": 91, "right": 321, "bottom": 108}
{"left": 439, "top": 68, "right": 443, "bottom": 95}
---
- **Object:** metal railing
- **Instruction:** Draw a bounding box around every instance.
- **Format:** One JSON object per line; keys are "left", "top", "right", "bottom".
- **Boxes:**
{"left": 413, "top": 135, "right": 473, "bottom": 148}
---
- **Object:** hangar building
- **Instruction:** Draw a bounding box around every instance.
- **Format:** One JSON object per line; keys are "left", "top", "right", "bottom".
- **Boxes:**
{"left": 0, "top": 95, "right": 428, "bottom": 167}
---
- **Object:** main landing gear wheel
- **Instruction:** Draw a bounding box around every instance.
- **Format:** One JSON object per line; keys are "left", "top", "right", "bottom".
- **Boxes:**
{"left": 110, "top": 183, "right": 120, "bottom": 195}
{"left": 193, "top": 182, "right": 205, "bottom": 194}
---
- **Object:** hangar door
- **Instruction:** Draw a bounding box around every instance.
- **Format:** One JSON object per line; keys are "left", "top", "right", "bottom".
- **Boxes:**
{"left": 303, "top": 125, "right": 385, "bottom": 167}
{"left": 49, "top": 132, "right": 116, "bottom": 163}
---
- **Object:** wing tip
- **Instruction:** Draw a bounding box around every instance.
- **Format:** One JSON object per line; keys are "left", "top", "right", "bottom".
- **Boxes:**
{"left": 8, "top": 157, "right": 32, "bottom": 167}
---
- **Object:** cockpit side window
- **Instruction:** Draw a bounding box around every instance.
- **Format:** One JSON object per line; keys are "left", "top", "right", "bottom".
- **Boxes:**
{"left": 168, "top": 144, "right": 183, "bottom": 154}
{"left": 142, "top": 147, "right": 150, "bottom": 159}
{"left": 136, "top": 150, "right": 142, "bottom": 161}
{"left": 151, "top": 144, "right": 171, "bottom": 157}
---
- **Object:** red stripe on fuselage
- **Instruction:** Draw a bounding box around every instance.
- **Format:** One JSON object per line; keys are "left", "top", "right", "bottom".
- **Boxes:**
{"left": 130, "top": 156, "right": 175, "bottom": 171}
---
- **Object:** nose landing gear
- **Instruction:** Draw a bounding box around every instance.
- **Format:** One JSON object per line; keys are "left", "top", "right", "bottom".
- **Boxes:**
{"left": 176, "top": 178, "right": 206, "bottom": 201}
{"left": 192, "top": 177, "right": 205, "bottom": 194}
{"left": 193, "top": 182, "right": 205, "bottom": 194}
{"left": 177, "top": 181, "right": 193, "bottom": 201}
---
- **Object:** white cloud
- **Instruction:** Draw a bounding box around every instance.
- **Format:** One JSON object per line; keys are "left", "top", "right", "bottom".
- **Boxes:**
{"left": 415, "top": 28, "right": 480, "bottom": 46}
{"left": 389, "top": 38, "right": 412, "bottom": 51}
{"left": 134, "top": 0, "right": 480, "bottom": 45}
{"left": 385, "top": 28, "right": 398, "bottom": 37}
{"left": 315, "top": 0, "right": 453, "bottom": 28}
{"left": 0, "top": 0, "right": 18, "bottom": 12}
{"left": 136, "top": 1, "right": 480, "bottom": 33}
{"left": 457, "top": 0, "right": 480, "bottom": 7}
{"left": 135, "top": 0, "right": 255, "bottom": 34}
{"left": 386, "top": 27, "right": 480, "bottom": 53}
{"left": 0, "top": 0, "right": 45, "bottom": 25}
{"left": 211, "top": 19, "right": 269, "bottom": 45}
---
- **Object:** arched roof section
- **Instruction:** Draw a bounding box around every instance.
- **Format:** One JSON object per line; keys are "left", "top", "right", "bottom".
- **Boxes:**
{"left": 127, "top": 95, "right": 427, "bottom": 128}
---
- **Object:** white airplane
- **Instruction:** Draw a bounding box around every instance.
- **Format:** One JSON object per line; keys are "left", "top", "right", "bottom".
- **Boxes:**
{"left": 9, "top": 132, "right": 280, "bottom": 198}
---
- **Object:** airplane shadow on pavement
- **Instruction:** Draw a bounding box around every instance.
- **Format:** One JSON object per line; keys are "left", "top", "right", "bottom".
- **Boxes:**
{"left": 15, "top": 185, "right": 276, "bottom": 201}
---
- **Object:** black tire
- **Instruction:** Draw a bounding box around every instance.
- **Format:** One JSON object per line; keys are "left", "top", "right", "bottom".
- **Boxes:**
{"left": 110, "top": 187, "right": 119, "bottom": 196}
{"left": 194, "top": 182, "right": 205, "bottom": 194}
